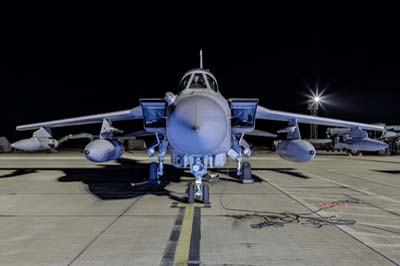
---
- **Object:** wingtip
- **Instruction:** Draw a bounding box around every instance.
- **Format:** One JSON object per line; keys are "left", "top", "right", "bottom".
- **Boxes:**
{"left": 16, "top": 125, "right": 35, "bottom": 131}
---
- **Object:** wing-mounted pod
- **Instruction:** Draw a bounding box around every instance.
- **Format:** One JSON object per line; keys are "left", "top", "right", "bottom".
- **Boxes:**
{"left": 11, "top": 127, "right": 59, "bottom": 151}
{"left": 276, "top": 119, "right": 316, "bottom": 163}
{"left": 84, "top": 119, "right": 124, "bottom": 162}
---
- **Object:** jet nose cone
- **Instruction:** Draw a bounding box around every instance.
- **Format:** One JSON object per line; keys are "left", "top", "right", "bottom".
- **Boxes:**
{"left": 167, "top": 95, "right": 229, "bottom": 154}
{"left": 380, "top": 142, "right": 389, "bottom": 150}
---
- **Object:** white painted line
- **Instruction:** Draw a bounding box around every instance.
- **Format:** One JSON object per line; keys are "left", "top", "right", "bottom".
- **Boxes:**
{"left": 254, "top": 172, "right": 388, "bottom": 250}
{"left": 305, "top": 171, "right": 400, "bottom": 204}
{"left": 0, "top": 156, "right": 151, "bottom": 161}
{"left": 328, "top": 169, "right": 400, "bottom": 190}
{"left": 0, "top": 156, "right": 84, "bottom": 160}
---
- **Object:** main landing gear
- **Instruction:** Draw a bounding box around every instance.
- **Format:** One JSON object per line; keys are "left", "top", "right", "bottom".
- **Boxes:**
{"left": 148, "top": 162, "right": 160, "bottom": 185}
{"left": 240, "top": 161, "right": 253, "bottom": 184}
{"left": 235, "top": 156, "right": 254, "bottom": 184}
{"left": 146, "top": 134, "right": 168, "bottom": 185}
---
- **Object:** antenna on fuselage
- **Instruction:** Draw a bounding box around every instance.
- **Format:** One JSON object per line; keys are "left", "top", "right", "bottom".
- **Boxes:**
{"left": 199, "top": 49, "right": 203, "bottom": 69}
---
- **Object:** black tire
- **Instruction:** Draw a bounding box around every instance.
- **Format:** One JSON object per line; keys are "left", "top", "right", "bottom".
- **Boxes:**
{"left": 241, "top": 162, "right": 252, "bottom": 181}
{"left": 350, "top": 150, "right": 362, "bottom": 156}
{"left": 149, "top": 162, "right": 159, "bottom": 184}
{"left": 202, "top": 184, "right": 209, "bottom": 204}
{"left": 377, "top": 148, "right": 390, "bottom": 156}
{"left": 187, "top": 183, "right": 195, "bottom": 203}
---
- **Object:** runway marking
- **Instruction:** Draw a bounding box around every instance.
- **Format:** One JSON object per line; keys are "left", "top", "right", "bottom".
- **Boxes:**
{"left": 0, "top": 156, "right": 86, "bottom": 160}
{"left": 322, "top": 211, "right": 393, "bottom": 218}
{"left": 160, "top": 203, "right": 203, "bottom": 266}
{"left": 0, "top": 156, "right": 151, "bottom": 161}
{"left": 66, "top": 196, "right": 143, "bottom": 266}
{"left": 255, "top": 172, "right": 400, "bottom": 266}
{"left": 173, "top": 204, "right": 194, "bottom": 265}
{"left": 303, "top": 171, "right": 400, "bottom": 204}
{"left": 360, "top": 222, "right": 400, "bottom": 229}
{"left": 189, "top": 207, "right": 201, "bottom": 266}
{"left": 173, "top": 203, "right": 201, "bottom": 266}
{"left": 328, "top": 169, "right": 400, "bottom": 190}
{"left": 160, "top": 208, "right": 185, "bottom": 266}
{"left": 352, "top": 232, "right": 400, "bottom": 239}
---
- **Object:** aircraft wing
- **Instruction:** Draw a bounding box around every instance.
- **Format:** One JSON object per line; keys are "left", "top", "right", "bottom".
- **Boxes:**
{"left": 16, "top": 106, "right": 143, "bottom": 131}
{"left": 245, "top": 129, "right": 277, "bottom": 138}
{"left": 256, "top": 106, "right": 384, "bottom": 131}
{"left": 125, "top": 130, "right": 155, "bottom": 137}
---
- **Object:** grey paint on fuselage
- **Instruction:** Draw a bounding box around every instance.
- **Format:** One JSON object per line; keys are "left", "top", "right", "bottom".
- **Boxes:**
{"left": 166, "top": 87, "right": 231, "bottom": 155}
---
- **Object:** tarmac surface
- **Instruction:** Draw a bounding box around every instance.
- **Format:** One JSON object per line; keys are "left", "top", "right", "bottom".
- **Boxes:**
{"left": 0, "top": 150, "right": 400, "bottom": 266}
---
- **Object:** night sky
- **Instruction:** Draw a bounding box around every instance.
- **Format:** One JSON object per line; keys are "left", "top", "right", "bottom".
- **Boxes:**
{"left": 1, "top": 5, "right": 398, "bottom": 141}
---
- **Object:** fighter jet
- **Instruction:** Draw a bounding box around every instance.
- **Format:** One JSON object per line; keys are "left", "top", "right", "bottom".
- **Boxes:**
{"left": 14, "top": 50, "right": 385, "bottom": 203}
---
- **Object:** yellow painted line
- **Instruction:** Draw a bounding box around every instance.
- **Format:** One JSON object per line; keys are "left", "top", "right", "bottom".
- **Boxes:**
{"left": 176, "top": 203, "right": 205, "bottom": 208}
{"left": 172, "top": 202, "right": 204, "bottom": 265}
{"left": 173, "top": 204, "right": 194, "bottom": 266}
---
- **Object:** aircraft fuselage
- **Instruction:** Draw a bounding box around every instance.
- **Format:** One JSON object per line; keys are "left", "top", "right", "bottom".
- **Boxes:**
{"left": 166, "top": 89, "right": 231, "bottom": 155}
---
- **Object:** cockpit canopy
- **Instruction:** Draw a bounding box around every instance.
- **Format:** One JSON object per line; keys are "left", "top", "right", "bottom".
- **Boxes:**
{"left": 179, "top": 69, "right": 219, "bottom": 92}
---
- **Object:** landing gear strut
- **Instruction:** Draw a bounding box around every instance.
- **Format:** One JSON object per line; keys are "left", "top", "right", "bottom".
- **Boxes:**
{"left": 187, "top": 155, "right": 210, "bottom": 204}
{"left": 147, "top": 134, "right": 168, "bottom": 184}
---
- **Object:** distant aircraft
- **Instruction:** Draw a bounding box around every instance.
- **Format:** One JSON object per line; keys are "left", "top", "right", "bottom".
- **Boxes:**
{"left": 13, "top": 50, "right": 387, "bottom": 204}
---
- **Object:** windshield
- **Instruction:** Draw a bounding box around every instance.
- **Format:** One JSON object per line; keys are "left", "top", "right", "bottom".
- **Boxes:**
{"left": 179, "top": 75, "right": 190, "bottom": 90}
{"left": 190, "top": 74, "right": 207, "bottom": 89}
{"left": 206, "top": 74, "right": 218, "bottom": 91}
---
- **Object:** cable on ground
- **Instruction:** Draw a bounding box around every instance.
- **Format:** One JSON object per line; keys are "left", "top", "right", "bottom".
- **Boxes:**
{"left": 219, "top": 177, "right": 358, "bottom": 229}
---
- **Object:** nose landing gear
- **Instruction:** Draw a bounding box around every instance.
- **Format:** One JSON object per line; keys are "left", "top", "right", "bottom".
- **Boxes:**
{"left": 187, "top": 183, "right": 209, "bottom": 204}
{"left": 187, "top": 155, "right": 210, "bottom": 204}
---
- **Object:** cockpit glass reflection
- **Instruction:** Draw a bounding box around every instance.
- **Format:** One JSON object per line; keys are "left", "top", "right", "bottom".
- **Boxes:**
{"left": 190, "top": 74, "right": 207, "bottom": 89}
{"left": 206, "top": 74, "right": 218, "bottom": 92}
{"left": 179, "top": 75, "right": 190, "bottom": 90}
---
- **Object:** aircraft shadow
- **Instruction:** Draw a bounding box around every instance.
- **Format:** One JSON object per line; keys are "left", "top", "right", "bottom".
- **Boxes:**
{"left": 371, "top": 169, "right": 400, "bottom": 174}
{"left": 0, "top": 169, "right": 37, "bottom": 178}
{"left": 211, "top": 167, "right": 310, "bottom": 180}
{"left": 0, "top": 158, "right": 190, "bottom": 201}
{"left": 0, "top": 158, "right": 306, "bottom": 200}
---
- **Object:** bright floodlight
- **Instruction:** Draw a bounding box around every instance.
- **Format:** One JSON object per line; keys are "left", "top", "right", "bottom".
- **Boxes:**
{"left": 303, "top": 82, "right": 332, "bottom": 111}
